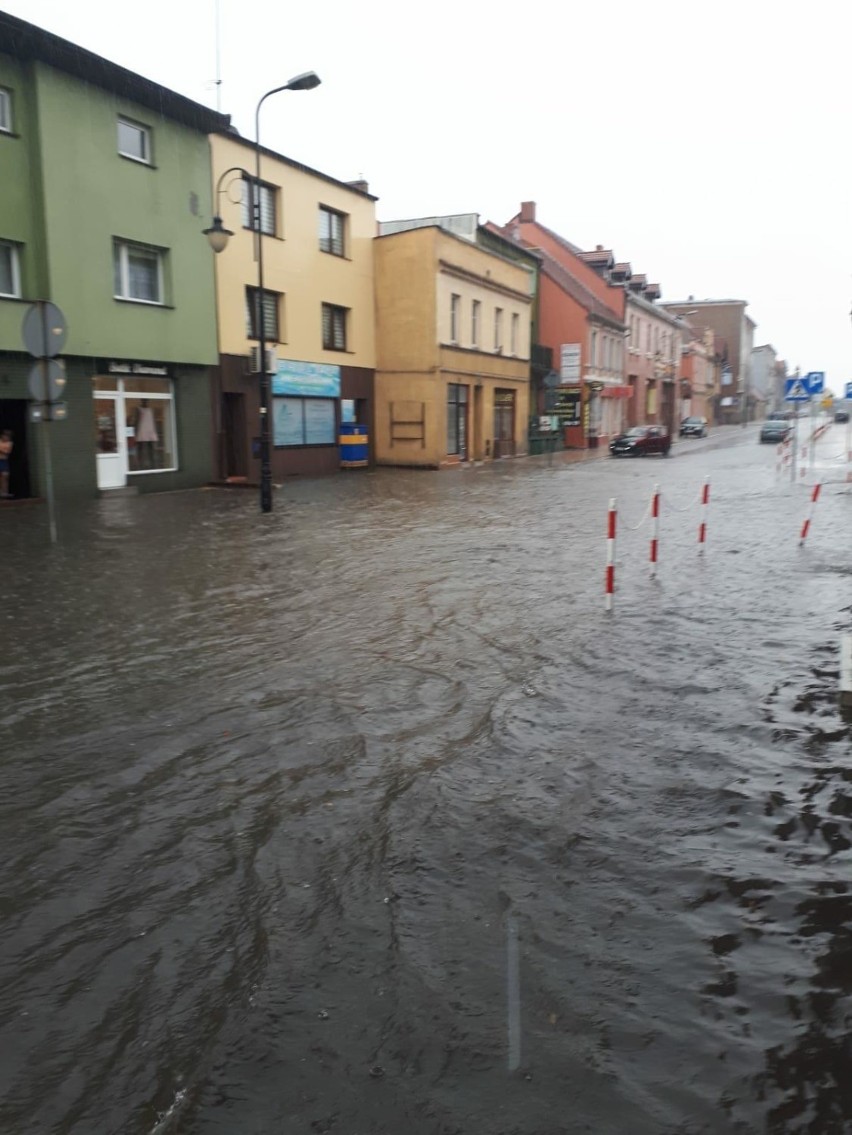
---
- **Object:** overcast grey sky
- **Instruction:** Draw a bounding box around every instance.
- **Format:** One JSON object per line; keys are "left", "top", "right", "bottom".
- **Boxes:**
{"left": 5, "top": 0, "right": 851, "bottom": 393}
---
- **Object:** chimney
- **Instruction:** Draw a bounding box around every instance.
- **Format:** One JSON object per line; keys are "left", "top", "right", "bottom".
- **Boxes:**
{"left": 596, "top": 244, "right": 604, "bottom": 251}
{"left": 520, "top": 201, "right": 536, "bottom": 223}
{"left": 347, "top": 178, "right": 370, "bottom": 195}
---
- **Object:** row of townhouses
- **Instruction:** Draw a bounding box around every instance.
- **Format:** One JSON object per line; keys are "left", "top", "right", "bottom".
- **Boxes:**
{"left": 0, "top": 13, "right": 787, "bottom": 503}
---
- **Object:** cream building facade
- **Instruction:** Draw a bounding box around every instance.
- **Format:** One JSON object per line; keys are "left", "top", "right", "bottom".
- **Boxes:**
{"left": 208, "top": 132, "right": 377, "bottom": 479}
{"left": 374, "top": 218, "right": 532, "bottom": 467}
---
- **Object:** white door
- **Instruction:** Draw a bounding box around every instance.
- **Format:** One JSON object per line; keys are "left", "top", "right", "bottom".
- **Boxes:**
{"left": 94, "top": 395, "right": 126, "bottom": 489}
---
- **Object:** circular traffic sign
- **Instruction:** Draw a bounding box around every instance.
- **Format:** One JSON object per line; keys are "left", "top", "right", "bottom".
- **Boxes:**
{"left": 22, "top": 301, "right": 68, "bottom": 358}
{"left": 28, "top": 359, "right": 67, "bottom": 402}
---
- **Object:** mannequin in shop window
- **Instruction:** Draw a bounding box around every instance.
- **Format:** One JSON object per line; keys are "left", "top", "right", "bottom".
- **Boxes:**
{"left": 134, "top": 400, "right": 158, "bottom": 469}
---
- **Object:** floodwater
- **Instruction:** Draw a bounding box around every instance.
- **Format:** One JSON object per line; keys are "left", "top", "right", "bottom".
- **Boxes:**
{"left": 2, "top": 424, "right": 851, "bottom": 1135}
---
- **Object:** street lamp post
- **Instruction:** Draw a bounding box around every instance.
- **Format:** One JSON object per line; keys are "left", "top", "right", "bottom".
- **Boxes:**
{"left": 204, "top": 72, "right": 321, "bottom": 513}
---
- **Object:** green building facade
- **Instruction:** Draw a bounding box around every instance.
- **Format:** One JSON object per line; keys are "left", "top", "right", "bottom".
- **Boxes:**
{"left": 0, "top": 12, "right": 229, "bottom": 500}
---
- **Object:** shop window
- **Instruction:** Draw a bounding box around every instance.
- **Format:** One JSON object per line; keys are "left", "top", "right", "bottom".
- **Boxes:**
{"left": 126, "top": 379, "right": 175, "bottom": 472}
{"left": 447, "top": 382, "right": 468, "bottom": 458}
{"left": 273, "top": 397, "right": 336, "bottom": 446}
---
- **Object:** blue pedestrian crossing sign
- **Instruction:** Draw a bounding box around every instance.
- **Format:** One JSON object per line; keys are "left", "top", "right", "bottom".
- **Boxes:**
{"left": 845, "top": 381, "right": 852, "bottom": 400}
{"left": 805, "top": 371, "right": 825, "bottom": 395}
{"left": 785, "top": 377, "right": 811, "bottom": 402}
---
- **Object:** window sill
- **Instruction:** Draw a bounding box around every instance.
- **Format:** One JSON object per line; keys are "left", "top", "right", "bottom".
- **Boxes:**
{"left": 114, "top": 297, "right": 173, "bottom": 309}
{"left": 0, "top": 291, "right": 24, "bottom": 301}
{"left": 0, "top": 129, "right": 21, "bottom": 139}
{"left": 242, "top": 226, "right": 284, "bottom": 242}
{"left": 119, "top": 153, "right": 157, "bottom": 169}
{"left": 319, "top": 248, "right": 350, "bottom": 260}
{"left": 322, "top": 346, "right": 351, "bottom": 354}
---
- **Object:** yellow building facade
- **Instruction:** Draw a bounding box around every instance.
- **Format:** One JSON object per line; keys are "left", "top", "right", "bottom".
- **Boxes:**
{"left": 374, "top": 223, "right": 532, "bottom": 468}
{"left": 208, "top": 132, "right": 377, "bottom": 479}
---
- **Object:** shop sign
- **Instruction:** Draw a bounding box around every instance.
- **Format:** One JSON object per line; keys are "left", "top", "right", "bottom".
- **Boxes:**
{"left": 273, "top": 359, "right": 341, "bottom": 398}
{"left": 560, "top": 344, "right": 581, "bottom": 381}
{"left": 108, "top": 361, "right": 170, "bottom": 377}
{"left": 553, "top": 385, "right": 582, "bottom": 426}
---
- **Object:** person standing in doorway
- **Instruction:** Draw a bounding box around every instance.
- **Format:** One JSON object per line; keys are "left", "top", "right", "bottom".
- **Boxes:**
{"left": 0, "top": 430, "right": 13, "bottom": 499}
{"left": 134, "top": 401, "right": 158, "bottom": 469}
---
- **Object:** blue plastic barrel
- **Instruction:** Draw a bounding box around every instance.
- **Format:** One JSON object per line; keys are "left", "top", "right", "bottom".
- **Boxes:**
{"left": 339, "top": 423, "right": 368, "bottom": 468}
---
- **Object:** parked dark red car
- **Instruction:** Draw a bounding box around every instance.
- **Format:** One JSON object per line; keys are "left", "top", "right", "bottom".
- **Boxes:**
{"left": 609, "top": 426, "right": 671, "bottom": 457}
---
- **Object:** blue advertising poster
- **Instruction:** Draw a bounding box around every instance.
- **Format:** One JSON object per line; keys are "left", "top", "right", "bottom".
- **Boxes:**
{"left": 272, "top": 359, "right": 341, "bottom": 397}
{"left": 272, "top": 398, "right": 302, "bottom": 446}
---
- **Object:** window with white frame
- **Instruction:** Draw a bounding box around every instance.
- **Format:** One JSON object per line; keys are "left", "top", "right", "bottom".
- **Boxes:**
{"left": 246, "top": 286, "right": 282, "bottom": 341}
{"left": 471, "top": 299, "right": 480, "bottom": 347}
{"left": 241, "top": 177, "right": 277, "bottom": 236}
{"left": 113, "top": 239, "right": 165, "bottom": 304}
{"left": 117, "top": 117, "right": 151, "bottom": 164}
{"left": 510, "top": 313, "right": 519, "bottom": 356}
{"left": 0, "top": 240, "right": 21, "bottom": 297}
{"left": 318, "top": 206, "right": 346, "bottom": 256}
{"left": 494, "top": 307, "right": 503, "bottom": 351}
{"left": 0, "top": 88, "right": 12, "bottom": 134}
{"left": 450, "top": 293, "right": 461, "bottom": 343}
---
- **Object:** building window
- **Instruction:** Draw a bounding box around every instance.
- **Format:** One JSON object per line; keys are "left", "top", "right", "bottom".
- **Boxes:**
{"left": 591, "top": 329, "right": 598, "bottom": 368}
{"left": 318, "top": 206, "right": 345, "bottom": 256}
{"left": 471, "top": 300, "right": 480, "bottom": 346}
{"left": 511, "top": 313, "right": 519, "bottom": 355}
{"left": 246, "top": 286, "right": 281, "bottom": 341}
{"left": 241, "top": 177, "right": 277, "bottom": 236}
{"left": 322, "top": 303, "right": 348, "bottom": 351}
{"left": 273, "top": 397, "right": 336, "bottom": 446}
{"left": 494, "top": 307, "right": 503, "bottom": 352}
{"left": 450, "top": 293, "right": 461, "bottom": 343}
{"left": 447, "top": 383, "right": 468, "bottom": 459}
{"left": 0, "top": 88, "right": 12, "bottom": 134}
{"left": 113, "top": 239, "right": 165, "bottom": 304}
{"left": 125, "top": 381, "right": 176, "bottom": 472}
{"left": 0, "top": 240, "right": 21, "bottom": 297}
{"left": 117, "top": 117, "right": 151, "bottom": 164}
{"left": 93, "top": 375, "right": 177, "bottom": 475}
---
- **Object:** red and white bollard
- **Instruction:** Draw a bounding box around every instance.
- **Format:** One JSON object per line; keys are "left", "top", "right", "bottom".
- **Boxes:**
{"left": 799, "top": 482, "right": 822, "bottom": 546}
{"left": 698, "top": 477, "right": 710, "bottom": 553}
{"left": 605, "top": 497, "right": 616, "bottom": 612}
{"left": 649, "top": 484, "right": 660, "bottom": 576}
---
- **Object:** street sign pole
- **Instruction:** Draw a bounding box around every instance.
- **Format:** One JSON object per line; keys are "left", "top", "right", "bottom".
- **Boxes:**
{"left": 22, "top": 299, "right": 68, "bottom": 543}
{"left": 40, "top": 363, "right": 57, "bottom": 543}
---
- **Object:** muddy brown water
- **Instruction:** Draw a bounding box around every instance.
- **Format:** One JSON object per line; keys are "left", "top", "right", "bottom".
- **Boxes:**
{"left": 2, "top": 429, "right": 851, "bottom": 1134}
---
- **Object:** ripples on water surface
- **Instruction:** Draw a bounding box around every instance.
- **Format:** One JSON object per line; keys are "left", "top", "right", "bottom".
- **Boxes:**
{"left": 1, "top": 435, "right": 851, "bottom": 1134}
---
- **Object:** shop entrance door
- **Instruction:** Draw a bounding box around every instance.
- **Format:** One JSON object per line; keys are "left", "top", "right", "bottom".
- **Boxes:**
{"left": 493, "top": 390, "right": 516, "bottom": 457}
{"left": 222, "top": 392, "right": 246, "bottom": 479}
{"left": 94, "top": 396, "right": 126, "bottom": 489}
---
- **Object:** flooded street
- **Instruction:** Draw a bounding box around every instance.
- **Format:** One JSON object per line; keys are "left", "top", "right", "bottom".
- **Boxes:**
{"left": 2, "top": 425, "right": 851, "bottom": 1135}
